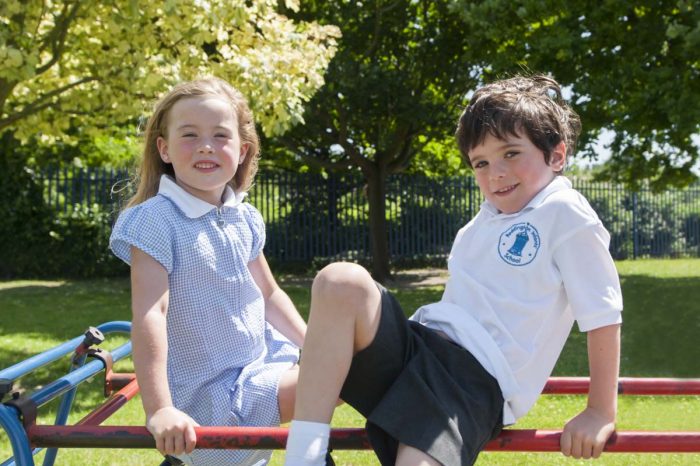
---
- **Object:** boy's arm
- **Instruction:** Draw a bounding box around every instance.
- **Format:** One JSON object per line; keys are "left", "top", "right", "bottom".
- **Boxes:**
{"left": 560, "top": 323, "right": 621, "bottom": 459}
{"left": 249, "top": 252, "right": 306, "bottom": 347}
{"left": 131, "top": 247, "right": 198, "bottom": 456}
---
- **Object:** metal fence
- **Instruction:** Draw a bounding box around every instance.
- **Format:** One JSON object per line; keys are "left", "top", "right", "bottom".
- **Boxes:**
{"left": 39, "top": 167, "right": 700, "bottom": 262}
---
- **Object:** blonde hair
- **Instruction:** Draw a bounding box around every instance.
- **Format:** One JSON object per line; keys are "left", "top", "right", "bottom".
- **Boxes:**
{"left": 126, "top": 77, "right": 260, "bottom": 208}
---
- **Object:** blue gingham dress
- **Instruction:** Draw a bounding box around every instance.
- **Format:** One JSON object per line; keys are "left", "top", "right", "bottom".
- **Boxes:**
{"left": 110, "top": 175, "right": 299, "bottom": 466}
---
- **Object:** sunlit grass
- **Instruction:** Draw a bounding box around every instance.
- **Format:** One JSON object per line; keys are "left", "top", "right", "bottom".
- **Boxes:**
{"left": 2, "top": 258, "right": 699, "bottom": 465}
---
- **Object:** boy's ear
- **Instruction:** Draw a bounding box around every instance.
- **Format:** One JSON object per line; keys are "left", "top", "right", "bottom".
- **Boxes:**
{"left": 550, "top": 141, "right": 567, "bottom": 171}
{"left": 157, "top": 137, "right": 170, "bottom": 163}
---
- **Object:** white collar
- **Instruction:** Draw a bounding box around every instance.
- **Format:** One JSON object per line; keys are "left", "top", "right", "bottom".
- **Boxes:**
{"left": 158, "top": 175, "right": 247, "bottom": 218}
{"left": 482, "top": 176, "right": 571, "bottom": 216}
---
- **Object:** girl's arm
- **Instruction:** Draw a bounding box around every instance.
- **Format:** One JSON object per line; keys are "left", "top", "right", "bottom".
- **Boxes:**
{"left": 560, "top": 323, "right": 621, "bottom": 459}
{"left": 249, "top": 252, "right": 306, "bottom": 347}
{"left": 131, "top": 246, "right": 198, "bottom": 456}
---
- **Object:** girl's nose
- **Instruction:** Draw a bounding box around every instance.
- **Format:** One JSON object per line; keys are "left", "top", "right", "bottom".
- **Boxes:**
{"left": 197, "top": 141, "right": 214, "bottom": 153}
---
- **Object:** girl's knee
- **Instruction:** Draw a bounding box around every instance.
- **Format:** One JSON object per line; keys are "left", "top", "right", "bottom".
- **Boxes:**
{"left": 277, "top": 365, "right": 299, "bottom": 423}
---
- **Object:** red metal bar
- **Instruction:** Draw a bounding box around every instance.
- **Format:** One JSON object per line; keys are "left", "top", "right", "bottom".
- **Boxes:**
{"left": 106, "top": 372, "right": 136, "bottom": 393}
{"left": 75, "top": 379, "right": 140, "bottom": 426}
{"left": 543, "top": 377, "right": 700, "bottom": 395}
{"left": 489, "top": 430, "right": 700, "bottom": 453}
{"left": 27, "top": 425, "right": 700, "bottom": 452}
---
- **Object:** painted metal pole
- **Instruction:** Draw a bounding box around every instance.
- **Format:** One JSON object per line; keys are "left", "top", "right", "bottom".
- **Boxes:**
{"left": 43, "top": 327, "right": 107, "bottom": 466}
{"left": 0, "top": 321, "right": 130, "bottom": 385}
{"left": 75, "top": 378, "right": 140, "bottom": 426}
{"left": 0, "top": 322, "right": 131, "bottom": 466}
{"left": 0, "top": 320, "right": 131, "bottom": 386}
{"left": 27, "top": 341, "right": 131, "bottom": 409}
{"left": 543, "top": 377, "right": 700, "bottom": 395}
{"left": 40, "top": 353, "right": 87, "bottom": 466}
{"left": 0, "top": 405, "right": 36, "bottom": 466}
{"left": 27, "top": 426, "right": 700, "bottom": 453}
{"left": 0, "top": 338, "right": 84, "bottom": 384}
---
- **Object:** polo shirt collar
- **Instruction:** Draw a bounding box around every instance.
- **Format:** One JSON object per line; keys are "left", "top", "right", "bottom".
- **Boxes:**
{"left": 158, "top": 174, "right": 247, "bottom": 218}
{"left": 482, "top": 176, "right": 572, "bottom": 216}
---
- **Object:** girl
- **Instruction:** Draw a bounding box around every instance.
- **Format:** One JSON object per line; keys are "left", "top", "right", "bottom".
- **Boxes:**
{"left": 110, "top": 77, "right": 306, "bottom": 466}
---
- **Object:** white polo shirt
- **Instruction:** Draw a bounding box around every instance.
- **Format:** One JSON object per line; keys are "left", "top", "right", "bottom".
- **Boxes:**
{"left": 410, "top": 176, "right": 623, "bottom": 425}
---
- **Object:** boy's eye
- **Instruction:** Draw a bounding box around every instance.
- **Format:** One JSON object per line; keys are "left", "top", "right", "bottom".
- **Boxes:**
{"left": 182, "top": 133, "right": 197, "bottom": 138}
{"left": 473, "top": 161, "right": 487, "bottom": 169}
{"left": 505, "top": 151, "right": 519, "bottom": 159}
{"left": 215, "top": 133, "right": 229, "bottom": 138}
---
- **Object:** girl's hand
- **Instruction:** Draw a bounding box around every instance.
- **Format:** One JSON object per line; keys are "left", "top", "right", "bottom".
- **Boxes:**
{"left": 146, "top": 406, "right": 199, "bottom": 456}
{"left": 560, "top": 406, "right": 616, "bottom": 459}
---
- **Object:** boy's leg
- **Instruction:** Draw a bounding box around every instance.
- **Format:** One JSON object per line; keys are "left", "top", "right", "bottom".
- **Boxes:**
{"left": 295, "top": 262, "right": 382, "bottom": 422}
{"left": 396, "top": 444, "right": 441, "bottom": 466}
{"left": 285, "top": 262, "right": 382, "bottom": 465}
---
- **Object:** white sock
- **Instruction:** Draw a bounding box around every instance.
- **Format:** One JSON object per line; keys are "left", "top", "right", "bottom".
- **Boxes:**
{"left": 284, "top": 420, "right": 331, "bottom": 466}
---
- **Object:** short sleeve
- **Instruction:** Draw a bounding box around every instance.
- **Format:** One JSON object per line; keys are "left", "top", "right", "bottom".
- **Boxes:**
{"left": 553, "top": 223, "right": 623, "bottom": 332}
{"left": 242, "top": 202, "right": 266, "bottom": 260}
{"left": 109, "top": 202, "right": 174, "bottom": 273}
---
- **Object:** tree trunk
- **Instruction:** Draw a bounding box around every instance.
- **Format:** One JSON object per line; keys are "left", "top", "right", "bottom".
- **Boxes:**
{"left": 365, "top": 166, "right": 391, "bottom": 283}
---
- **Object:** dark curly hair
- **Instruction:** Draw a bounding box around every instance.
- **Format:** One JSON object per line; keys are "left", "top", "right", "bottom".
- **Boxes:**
{"left": 455, "top": 75, "right": 581, "bottom": 174}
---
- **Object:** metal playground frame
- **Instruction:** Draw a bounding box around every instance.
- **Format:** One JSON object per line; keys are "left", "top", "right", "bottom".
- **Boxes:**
{"left": 1, "top": 321, "right": 699, "bottom": 465}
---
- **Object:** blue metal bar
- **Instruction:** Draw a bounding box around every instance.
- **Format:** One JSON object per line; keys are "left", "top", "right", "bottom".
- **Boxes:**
{"left": 28, "top": 341, "right": 131, "bottom": 409}
{"left": 0, "top": 322, "right": 131, "bottom": 384}
{"left": 0, "top": 321, "right": 132, "bottom": 466}
{"left": 41, "top": 352, "right": 89, "bottom": 466}
{"left": 0, "top": 404, "right": 36, "bottom": 466}
{"left": 0, "top": 337, "right": 83, "bottom": 383}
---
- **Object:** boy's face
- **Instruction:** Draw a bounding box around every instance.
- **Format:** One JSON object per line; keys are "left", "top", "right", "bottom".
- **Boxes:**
{"left": 467, "top": 132, "right": 566, "bottom": 214}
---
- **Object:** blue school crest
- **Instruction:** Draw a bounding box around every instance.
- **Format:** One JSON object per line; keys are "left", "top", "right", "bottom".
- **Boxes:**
{"left": 498, "top": 222, "right": 540, "bottom": 266}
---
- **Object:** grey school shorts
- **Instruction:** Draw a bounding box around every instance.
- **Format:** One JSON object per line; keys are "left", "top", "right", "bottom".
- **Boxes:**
{"left": 339, "top": 286, "right": 504, "bottom": 466}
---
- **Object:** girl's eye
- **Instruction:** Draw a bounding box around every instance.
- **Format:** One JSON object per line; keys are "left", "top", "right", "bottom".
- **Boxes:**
{"left": 505, "top": 151, "right": 519, "bottom": 159}
{"left": 182, "top": 133, "right": 197, "bottom": 138}
{"left": 215, "top": 133, "right": 229, "bottom": 138}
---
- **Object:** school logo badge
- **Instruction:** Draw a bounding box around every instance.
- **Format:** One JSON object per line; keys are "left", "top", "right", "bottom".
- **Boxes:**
{"left": 498, "top": 222, "right": 540, "bottom": 266}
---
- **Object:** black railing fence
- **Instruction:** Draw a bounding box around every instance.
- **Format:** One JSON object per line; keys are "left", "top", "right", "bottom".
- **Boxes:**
{"left": 39, "top": 167, "right": 700, "bottom": 262}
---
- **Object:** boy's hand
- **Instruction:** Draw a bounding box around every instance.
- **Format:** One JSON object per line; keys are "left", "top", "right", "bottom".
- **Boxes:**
{"left": 560, "top": 406, "right": 616, "bottom": 459}
{"left": 146, "top": 406, "right": 199, "bottom": 456}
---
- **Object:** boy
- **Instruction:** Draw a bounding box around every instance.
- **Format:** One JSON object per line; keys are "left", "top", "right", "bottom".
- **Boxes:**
{"left": 284, "top": 75, "right": 622, "bottom": 465}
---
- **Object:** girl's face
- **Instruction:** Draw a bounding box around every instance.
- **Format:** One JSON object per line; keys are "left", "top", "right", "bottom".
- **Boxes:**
{"left": 468, "top": 132, "right": 565, "bottom": 214}
{"left": 157, "top": 95, "right": 247, "bottom": 205}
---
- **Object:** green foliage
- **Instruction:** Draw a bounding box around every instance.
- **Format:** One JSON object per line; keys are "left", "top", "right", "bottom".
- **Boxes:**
{"left": 405, "top": 135, "right": 469, "bottom": 177}
{"left": 0, "top": 135, "right": 126, "bottom": 278}
{"left": 276, "top": 0, "right": 478, "bottom": 280}
{"left": 47, "top": 204, "right": 127, "bottom": 278}
{"left": 15, "top": 125, "right": 141, "bottom": 170}
{"left": 450, "top": 0, "right": 700, "bottom": 189}
{"left": 0, "top": 137, "right": 55, "bottom": 278}
{"left": 278, "top": 1, "right": 473, "bottom": 174}
{"left": 0, "top": 0, "right": 339, "bottom": 140}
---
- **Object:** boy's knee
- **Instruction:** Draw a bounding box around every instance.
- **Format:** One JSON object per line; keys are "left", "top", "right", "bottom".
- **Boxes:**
{"left": 312, "top": 262, "right": 375, "bottom": 303}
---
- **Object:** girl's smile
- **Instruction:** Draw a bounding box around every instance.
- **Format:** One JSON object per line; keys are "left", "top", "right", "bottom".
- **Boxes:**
{"left": 156, "top": 96, "right": 248, "bottom": 206}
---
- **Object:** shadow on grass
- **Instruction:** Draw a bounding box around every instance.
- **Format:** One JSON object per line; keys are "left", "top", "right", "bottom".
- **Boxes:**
{"left": 2, "top": 271, "right": 697, "bottom": 388}
{"left": 557, "top": 274, "right": 700, "bottom": 377}
{"left": 0, "top": 279, "right": 131, "bottom": 340}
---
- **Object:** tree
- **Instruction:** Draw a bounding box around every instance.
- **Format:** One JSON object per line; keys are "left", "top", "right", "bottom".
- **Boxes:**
{"left": 0, "top": 0, "right": 340, "bottom": 140}
{"left": 277, "top": 1, "right": 477, "bottom": 282}
{"left": 450, "top": 0, "right": 700, "bottom": 190}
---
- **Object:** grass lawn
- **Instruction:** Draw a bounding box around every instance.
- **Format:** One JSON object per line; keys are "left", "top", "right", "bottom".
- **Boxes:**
{"left": 1, "top": 258, "right": 699, "bottom": 465}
